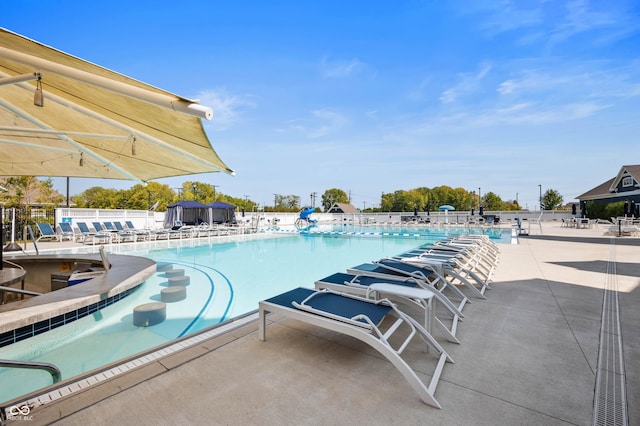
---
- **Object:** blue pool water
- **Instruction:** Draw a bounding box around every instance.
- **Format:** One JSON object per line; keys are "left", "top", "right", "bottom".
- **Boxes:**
{"left": 0, "top": 226, "right": 507, "bottom": 402}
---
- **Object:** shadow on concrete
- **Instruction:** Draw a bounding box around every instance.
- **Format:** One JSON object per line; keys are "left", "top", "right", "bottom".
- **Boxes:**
{"left": 548, "top": 260, "right": 640, "bottom": 278}
{"left": 522, "top": 235, "right": 640, "bottom": 246}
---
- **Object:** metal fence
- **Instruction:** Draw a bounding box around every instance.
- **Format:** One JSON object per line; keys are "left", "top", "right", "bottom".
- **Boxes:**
{"left": 1, "top": 206, "right": 56, "bottom": 243}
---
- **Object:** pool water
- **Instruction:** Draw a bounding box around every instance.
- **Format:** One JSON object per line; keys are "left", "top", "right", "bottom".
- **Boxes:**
{"left": 0, "top": 227, "right": 507, "bottom": 402}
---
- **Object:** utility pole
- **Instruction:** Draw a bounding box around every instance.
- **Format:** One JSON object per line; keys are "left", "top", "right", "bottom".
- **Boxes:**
{"left": 478, "top": 187, "right": 481, "bottom": 209}
{"left": 211, "top": 185, "right": 220, "bottom": 202}
{"left": 539, "top": 184, "right": 542, "bottom": 211}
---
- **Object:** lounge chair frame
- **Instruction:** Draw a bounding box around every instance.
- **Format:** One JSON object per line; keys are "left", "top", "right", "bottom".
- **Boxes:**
{"left": 259, "top": 287, "right": 453, "bottom": 409}
{"left": 315, "top": 272, "right": 461, "bottom": 344}
{"left": 348, "top": 260, "right": 470, "bottom": 314}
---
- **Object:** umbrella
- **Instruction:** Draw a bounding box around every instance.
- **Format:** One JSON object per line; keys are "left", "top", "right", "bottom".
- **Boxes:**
{"left": 631, "top": 201, "right": 637, "bottom": 218}
{"left": 571, "top": 203, "right": 577, "bottom": 216}
{"left": 438, "top": 205, "right": 455, "bottom": 224}
{"left": 0, "top": 28, "right": 234, "bottom": 183}
{"left": 623, "top": 201, "right": 629, "bottom": 216}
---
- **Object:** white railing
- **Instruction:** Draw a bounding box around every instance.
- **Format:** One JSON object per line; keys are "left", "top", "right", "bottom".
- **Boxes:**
{"left": 55, "top": 208, "right": 574, "bottom": 233}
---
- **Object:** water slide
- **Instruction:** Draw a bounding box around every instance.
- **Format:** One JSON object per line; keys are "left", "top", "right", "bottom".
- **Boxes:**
{"left": 295, "top": 207, "right": 317, "bottom": 229}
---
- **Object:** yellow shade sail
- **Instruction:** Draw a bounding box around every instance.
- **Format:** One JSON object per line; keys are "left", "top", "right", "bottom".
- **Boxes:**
{"left": 0, "top": 28, "right": 234, "bottom": 183}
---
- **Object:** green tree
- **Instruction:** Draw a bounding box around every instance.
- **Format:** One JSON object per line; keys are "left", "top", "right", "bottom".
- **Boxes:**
{"left": 125, "top": 182, "right": 176, "bottom": 211}
{"left": 541, "top": 189, "right": 563, "bottom": 210}
{"left": 0, "top": 177, "right": 64, "bottom": 207}
{"left": 271, "top": 194, "right": 301, "bottom": 211}
{"left": 321, "top": 188, "right": 349, "bottom": 211}
{"left": 482, "top": 192, "right": 503, "bottom": 210}
{"left": 72, "top": 187, "right": 120, "bottom": 209}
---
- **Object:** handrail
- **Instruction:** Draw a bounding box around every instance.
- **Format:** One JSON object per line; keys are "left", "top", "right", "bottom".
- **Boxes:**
{"left": 0, "top": 286, "right": 42, "bottom": 297}
{"left": 26, "top": 225, "right": 39, "bottom": 255}
{"left": 0, "top": 359, "right": 61, "bottom": 383}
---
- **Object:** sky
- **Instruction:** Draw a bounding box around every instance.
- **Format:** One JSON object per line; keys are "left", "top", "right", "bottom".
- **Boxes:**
{"left": 4, "top": 1, "right": 640, "bottom": 210}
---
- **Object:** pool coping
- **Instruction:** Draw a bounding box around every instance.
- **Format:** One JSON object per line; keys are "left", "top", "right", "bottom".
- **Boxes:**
{"left": 0, "top": 311, "right": 259, "bottom": 423}
{"left": 0, "top": 254, "right": 156, "bottom": 335}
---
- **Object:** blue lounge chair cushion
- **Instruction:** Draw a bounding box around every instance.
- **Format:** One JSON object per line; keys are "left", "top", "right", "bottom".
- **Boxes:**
{"left": 264, "top": 287, "right": 391, "bottom": 326}
{"left": 319, "top": 272, "right": 417, "bottom": 289}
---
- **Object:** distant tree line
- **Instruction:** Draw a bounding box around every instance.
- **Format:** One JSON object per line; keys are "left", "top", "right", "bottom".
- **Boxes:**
{"left": 1, "top": 177, "right": 572, "bottom": 213}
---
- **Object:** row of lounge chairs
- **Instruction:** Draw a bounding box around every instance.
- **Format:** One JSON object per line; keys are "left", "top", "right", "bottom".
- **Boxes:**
{"left": 36, "top": 221, "right": 242, "bottom": 245}
{"left": 259, "top": 234, "right": 500, "bottom": 409}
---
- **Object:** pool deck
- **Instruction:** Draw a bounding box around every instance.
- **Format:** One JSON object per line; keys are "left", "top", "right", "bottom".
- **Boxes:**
{"left": 5, "top": 223, "right": 640, "bottom": 425}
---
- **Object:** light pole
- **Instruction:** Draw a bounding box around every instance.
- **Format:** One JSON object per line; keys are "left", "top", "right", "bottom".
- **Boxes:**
{"left": 478, "top": 187, "right": 481, "bottom": 210}
{"left": 516, "top": 193, "right": 519, "bottom": 206}
{"left": 211, "top": 185, "right": 219, "bottom": 202}
{"left": 538, "top": 184, "right": 542, "bottom": 211}
{"left": 192, "top": 183, "right": 197, "bottom": 202}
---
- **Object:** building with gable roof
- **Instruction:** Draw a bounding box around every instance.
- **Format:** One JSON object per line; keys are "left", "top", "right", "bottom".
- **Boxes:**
{"left": 327, "top": 203, "right": 358, "bottom": 214}
{"left": 577, "top": 165, "right": 640, "bottom": 217}
{"left": 577, "top": 165, "right": 640, "bottom": 203}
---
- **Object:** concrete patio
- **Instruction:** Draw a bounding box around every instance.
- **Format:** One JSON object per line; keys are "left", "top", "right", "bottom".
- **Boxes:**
{"left": 5, "top": 223, "right": 639, "bottom": 425}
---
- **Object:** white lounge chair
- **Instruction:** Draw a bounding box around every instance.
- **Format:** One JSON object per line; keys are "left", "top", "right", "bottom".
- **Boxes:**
{"left": 35, "top": 223, "right": 59, "bottom": 242}
{"left": 58, "top": 222, "right": 81, "bottom": 242}
{"left": 259, "top": 287, "right": 454, "bottom": 408}
{"left": 315, "top": 272, "right": 462, "bottom": 344}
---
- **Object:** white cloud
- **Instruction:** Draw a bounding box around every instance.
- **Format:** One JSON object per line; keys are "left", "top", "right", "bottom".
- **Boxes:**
{"left": 320, "top": 56, "right": 365, "bottom": 78}
{"left": 287, "top": 108, "right": 349, "bottom": 139}
{"left": 440, "top": 62, "right": 492, "bottom": 104}
{"left": 195, "top": 89, "right": 256, "bottom": 131}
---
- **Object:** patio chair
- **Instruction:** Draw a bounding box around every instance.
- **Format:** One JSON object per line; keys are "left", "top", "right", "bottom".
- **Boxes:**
{"left": 94, "top": 222, "right": 120, "bottom": 243}
{"left": 77, "top": 222, "right": 110, "bottom": 245}
{"left": 58, "top": 222, "right": 81, "bottom": 242}
{"left": 112, "top": 221, "right": 136, "bottom": 242}
{"left": 348, "top": 260, "right": 470, "bottom": 314}
{"left": 394, "top": 249, "right": 493, "bottom": 298}
{"left": 315, "top": 272, "right": 462, "bottom": 344}
{"left": 529, "top": 213, "right": 543, "bottom": 234}
{"left": 35, "top": 223, "right": 59, "bottom": 242}
{"left": 259, "top": 287, "right": 453, "bottom": 408}
{"left": 125, "top": 221, "right": 155, "bottom": 241}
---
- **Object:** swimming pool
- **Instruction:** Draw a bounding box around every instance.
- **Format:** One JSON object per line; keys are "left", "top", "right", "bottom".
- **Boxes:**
{"left": 0, "top": 226, "right": 508, "bottom": 402}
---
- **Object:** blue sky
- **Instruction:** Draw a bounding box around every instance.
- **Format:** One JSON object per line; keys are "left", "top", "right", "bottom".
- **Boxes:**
{"left": 4, "top": 1, "right": 640, "bottom": 210}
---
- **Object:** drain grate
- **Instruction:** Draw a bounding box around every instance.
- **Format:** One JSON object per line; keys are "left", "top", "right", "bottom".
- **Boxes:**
{"left": 593, "top": 239, "right": 628, "bottom": 426}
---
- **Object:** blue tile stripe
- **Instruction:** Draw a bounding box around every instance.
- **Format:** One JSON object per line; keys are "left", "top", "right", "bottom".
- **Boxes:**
{"left": 0, "top": 285, "right": 141, "bottom": 349}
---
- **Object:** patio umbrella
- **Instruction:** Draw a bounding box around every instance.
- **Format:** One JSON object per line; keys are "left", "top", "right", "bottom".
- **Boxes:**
{"left": 571, "top": 203, "right": 577, "bottom": 216}
{"left": 438, "top": 205, "right": 455, "bottom": 223}
{"left": 623, "top": 201, "right": 629, "bottom": 217}
{"left": 631, "top": 201, "right": 637, "bottom": 218}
